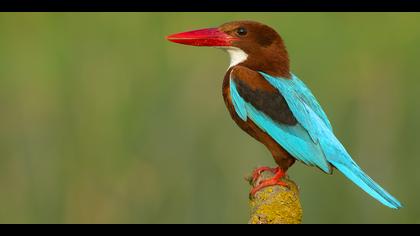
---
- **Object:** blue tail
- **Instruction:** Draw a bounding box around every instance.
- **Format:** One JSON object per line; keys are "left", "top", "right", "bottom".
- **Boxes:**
{"left": 330, "top": 158, "right": 402, "bottom": 209}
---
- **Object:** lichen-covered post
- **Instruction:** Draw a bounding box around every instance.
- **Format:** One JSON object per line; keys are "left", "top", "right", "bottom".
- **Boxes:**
{"left": 248, "top": 168, "right": 303, "bottom": 224}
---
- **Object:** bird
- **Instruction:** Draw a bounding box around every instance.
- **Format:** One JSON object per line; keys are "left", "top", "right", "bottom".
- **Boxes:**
{"left": 166, "top": 20, "right": 402, "bottom": 209}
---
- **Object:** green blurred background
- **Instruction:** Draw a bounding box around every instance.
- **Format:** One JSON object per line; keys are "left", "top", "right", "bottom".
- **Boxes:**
{"left": 0, "top": 12, "right": 419, "bottom": 224}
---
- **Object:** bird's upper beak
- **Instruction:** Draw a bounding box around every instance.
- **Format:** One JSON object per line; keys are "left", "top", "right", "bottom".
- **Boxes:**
{"left": 166, "top": 28, "right": 237, "bottom": 47}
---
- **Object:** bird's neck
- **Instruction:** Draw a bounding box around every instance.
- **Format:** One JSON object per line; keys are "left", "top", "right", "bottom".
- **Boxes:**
{"left": 225, "top": 46, "right": 290, "bottom": 78}
{"left": 225, "top": 47, "right": 249, "bottom": 69}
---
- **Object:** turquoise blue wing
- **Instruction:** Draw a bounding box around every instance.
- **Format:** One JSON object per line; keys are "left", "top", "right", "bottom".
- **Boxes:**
{"left": 230, "top": 78, "right": 332, "bottom": 173}
{"left": 257, "top": 72, "right": 402, "bottom": 209}
{"left": 288, "top": 73, "right": 333, "bottom": 131}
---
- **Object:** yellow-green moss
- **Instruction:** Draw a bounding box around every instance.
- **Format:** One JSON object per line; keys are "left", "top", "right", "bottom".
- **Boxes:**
{"left": 248, "top": 173, "right": 303, "bottom": 224}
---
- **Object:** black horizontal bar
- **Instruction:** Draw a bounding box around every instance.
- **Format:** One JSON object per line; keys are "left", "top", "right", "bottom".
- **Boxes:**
{"left": 2, "top": 0, "right": 420, "bottom": 12}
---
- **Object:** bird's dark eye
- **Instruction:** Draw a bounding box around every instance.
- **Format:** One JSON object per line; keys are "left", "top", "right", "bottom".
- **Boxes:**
{"left": 236, "top": 27, "right": 247, "bottom": 36}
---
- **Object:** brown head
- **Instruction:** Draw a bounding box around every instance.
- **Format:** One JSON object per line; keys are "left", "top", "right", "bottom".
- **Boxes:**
{"left": 167, "top": 21, "right": 290, "bottom": 77}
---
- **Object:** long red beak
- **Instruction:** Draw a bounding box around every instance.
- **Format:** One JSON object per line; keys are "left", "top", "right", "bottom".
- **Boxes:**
{"left": 166, "top": 28, "right": 237, "bottom": 47}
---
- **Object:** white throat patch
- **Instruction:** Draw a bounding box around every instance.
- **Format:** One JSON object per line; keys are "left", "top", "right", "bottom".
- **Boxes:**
{"left": 223, "top": 47, "right": 248, "bottom": 69}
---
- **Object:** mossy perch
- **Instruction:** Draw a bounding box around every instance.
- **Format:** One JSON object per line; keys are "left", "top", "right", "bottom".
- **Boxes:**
{"left": 248, "top": 169, "right": 303, "bottom": 224}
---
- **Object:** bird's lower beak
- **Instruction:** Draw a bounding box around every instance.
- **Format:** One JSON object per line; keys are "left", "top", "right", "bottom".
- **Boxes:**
{"left": 166, "top": 28, "right": 237, "bottom": 47}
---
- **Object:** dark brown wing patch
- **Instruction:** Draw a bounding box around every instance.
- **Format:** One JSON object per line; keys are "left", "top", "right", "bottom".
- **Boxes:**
{"left": 231, "top": 66, "right": 297, "bottom": 125}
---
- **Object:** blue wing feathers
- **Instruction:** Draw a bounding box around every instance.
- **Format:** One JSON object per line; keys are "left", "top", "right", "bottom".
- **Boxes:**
{"left": 292, "top": 75, "right": 333, "bottom": 131}
{"left": 230, "top": 79, "right": 332, "bottom": 173}
{"left": 229, "top": 72, "right": 402, "bottom": 209}
{"left": 230, "top": 80, "right": 247, "bottom": 121}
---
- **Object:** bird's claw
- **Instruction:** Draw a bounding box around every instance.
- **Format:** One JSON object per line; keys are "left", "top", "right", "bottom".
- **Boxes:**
{"left": 248, "top": 167, "right": 288, "bottom": 199}
{"left": 246, "top": 166, "right": 279, "bottom": 185}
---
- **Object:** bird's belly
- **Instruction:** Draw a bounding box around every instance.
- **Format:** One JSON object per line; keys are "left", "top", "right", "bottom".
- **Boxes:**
{"left": 222, "top": 84, "right": 295, "bottom": 170}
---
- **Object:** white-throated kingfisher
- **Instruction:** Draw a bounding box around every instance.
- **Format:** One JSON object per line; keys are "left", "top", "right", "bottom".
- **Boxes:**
{"left": 166, "top": 21, "right": 402, "bottom": 209}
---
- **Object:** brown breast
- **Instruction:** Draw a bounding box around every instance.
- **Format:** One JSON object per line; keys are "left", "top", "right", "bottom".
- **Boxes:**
{"left": 222, "top": 66, "right": 296, "bottom": 170}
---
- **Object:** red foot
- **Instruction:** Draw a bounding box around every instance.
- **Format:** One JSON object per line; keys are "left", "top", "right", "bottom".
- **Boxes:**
{"left": 249, "top": 167, "right": 288, "bottom": 198}
{"left": 249, "top": 166, "right": 279, "bottom": 184}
